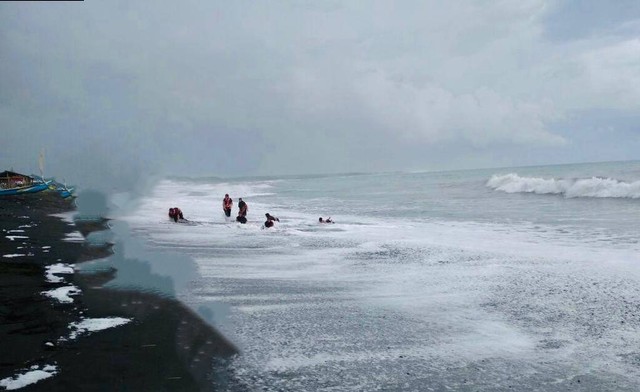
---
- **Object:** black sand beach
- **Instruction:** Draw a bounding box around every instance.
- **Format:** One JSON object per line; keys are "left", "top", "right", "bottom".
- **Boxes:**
{"left": 1, "top": 193, "right": 237, "bottom": 391}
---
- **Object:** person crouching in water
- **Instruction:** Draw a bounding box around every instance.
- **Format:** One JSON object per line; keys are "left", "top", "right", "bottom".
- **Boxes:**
{"left": 264, "top": 213, "right": 279, "bottom": 228}
{"left": 222, "top": 194, "right": 233, "bottom": 218}
{"left": 168, "top": 207, "right": 184, "bottom": 222}
{"left": 236, "top": 198, "right": 248, "bottom": 224}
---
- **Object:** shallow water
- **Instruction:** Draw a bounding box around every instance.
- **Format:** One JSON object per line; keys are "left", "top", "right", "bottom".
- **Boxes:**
{"left": 122, "top": 161, "right": 640, "bottom": 391}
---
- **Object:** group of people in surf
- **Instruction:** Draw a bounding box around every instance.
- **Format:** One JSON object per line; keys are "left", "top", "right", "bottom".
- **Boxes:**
{"left": 223, "top": 193, "right": 281, "bottom": 228}
{"left": 223, "top": 194, "right": 250, "bottom": 224}
{"left": 168, "top": 194, "right": 334, "bottom": 228}
{"left": 223, "top": 194, "right": 249, "bottom": 223}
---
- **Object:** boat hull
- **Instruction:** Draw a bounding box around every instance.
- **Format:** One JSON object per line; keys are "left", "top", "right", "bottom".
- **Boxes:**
{"left": 49, "top": 181, "right": 75, "bottom": 198}
{"left": 0, "top": 181, "right": 51, "bottom": 196}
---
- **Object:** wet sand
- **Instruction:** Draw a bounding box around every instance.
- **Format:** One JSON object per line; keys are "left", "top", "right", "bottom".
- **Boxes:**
{"left": 0, "top": 193, "right": 237, "bottom": 391}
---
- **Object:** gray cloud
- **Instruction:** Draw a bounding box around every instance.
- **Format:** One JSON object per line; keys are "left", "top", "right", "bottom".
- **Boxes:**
{"left": 1, "top": 1, "right": 639, "bottom": 191}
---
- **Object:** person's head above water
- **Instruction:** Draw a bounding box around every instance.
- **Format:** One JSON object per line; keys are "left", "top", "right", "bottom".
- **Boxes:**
{"left": 319, "top": 217, "right": 323, "bottom": 222}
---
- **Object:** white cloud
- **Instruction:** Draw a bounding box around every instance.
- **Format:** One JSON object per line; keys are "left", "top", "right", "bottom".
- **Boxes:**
{"left": 354, "top": 71, "right": 566, "bottom": 146}
{"left": 580, "top": 39, "right": 640, "bottom": 109}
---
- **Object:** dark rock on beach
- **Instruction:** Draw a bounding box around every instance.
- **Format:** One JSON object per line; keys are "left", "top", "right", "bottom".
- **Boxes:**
{"left": 0, "top": 192, "right": 237, "bottom": 391}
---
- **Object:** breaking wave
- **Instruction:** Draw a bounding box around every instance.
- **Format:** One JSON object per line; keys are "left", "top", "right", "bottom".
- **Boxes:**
{"left": 487, "top": 173, "right": 640, "bottom": 199}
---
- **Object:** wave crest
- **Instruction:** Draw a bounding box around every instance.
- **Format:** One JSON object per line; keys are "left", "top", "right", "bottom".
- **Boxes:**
{"left": 486, "top": 173, "right": 640, "bottom": 199}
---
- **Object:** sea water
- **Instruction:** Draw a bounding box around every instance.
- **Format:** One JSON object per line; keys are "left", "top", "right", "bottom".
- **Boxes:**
{"left": 122, "top": 161, "right": 640, "bottom": 391}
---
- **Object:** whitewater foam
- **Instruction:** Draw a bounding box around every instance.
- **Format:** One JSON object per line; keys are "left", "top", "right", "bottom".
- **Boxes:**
{"left": 487, "top": 173, "right": 640, "bottom": 199}
{"left": 120, "top": 167, "right": 640, "bottom": 391}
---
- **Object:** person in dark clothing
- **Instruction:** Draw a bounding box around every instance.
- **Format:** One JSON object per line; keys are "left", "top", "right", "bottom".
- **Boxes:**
{"left": 319, "top": 217, "right": 333, "bottom": 223}
{"left": 236, "top": 198, "right": 248, "bottom": 224}
{"left": 264, "top": 213, "right": 279, "bottom": 228}
{"left": 222, "top": 194, "right": 233, "bottom": 217}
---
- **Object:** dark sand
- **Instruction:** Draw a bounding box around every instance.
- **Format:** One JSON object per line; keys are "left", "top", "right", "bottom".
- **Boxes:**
{"left": 1, "top": 193, "right": 237, "bottom": 391}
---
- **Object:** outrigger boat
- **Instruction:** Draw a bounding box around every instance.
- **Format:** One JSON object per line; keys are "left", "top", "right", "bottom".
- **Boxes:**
{"left": 0, "top": 170, "right": 52, "bottom": 196}
{"left": 50, "top": 180, "right": 75, "bottom": 199}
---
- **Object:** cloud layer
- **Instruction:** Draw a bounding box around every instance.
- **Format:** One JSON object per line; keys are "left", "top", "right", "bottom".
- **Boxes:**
{"left": 1, "top": 1, "right": 639, "bottom": 189}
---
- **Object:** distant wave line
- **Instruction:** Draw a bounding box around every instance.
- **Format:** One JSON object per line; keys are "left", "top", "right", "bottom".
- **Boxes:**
{"left": 487, "top": 173, "right": 640, "bottom": 199}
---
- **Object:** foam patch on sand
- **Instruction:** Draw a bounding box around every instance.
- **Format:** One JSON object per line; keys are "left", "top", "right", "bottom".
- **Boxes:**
{"left": 5, "top": 236, "right": 28, "bottom": 241}
{"left": 0, "top": 364, "right": 58, "bottom": 390}
{"left": 49, "top": 211, "right": 76, "bottom": 224}
{"left": 65, "top": 317, "right": 132, "bottom": 340}
{"left": 45, "top": 264, "right": 74, "bottom": 283}
{"left": 62, "top": 231, "right": 84, "bottom": 243}
{"left": 42, "top": 285, "right": 81, "bottom": 304}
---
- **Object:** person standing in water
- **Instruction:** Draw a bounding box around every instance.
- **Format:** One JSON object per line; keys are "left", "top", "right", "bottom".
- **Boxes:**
{"left": 222, "top": 194, "right": 233, "bottom": 218}
{"left": 236, "top": 198, "right": 248, "bottom": 223}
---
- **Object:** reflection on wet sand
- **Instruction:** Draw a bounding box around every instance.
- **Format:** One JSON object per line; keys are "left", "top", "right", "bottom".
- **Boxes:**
{"left": 0, "top": 191, "right": 237, "bottom": 391}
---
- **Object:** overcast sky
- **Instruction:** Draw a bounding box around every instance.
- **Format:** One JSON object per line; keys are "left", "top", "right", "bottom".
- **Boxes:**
{"left": 1, "top": 1, "right": 639, "bottom": 190}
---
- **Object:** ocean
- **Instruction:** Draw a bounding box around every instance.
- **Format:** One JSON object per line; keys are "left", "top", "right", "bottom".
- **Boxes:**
{"left": 120, "top": 160, "right": 640, "bottom": 391}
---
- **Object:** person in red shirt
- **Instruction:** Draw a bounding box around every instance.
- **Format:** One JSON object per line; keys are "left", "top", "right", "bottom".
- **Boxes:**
{"left": 222, "top": 194, "right": 233, "bottom": 217}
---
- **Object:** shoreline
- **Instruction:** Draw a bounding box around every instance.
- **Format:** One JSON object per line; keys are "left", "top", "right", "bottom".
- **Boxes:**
{"left": 0, "top": 192, "right": 237, "bottom": 391}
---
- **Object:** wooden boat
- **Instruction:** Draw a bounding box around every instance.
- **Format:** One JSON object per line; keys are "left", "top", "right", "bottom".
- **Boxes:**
{"left": 50, "top": 181, "right": 75, "bottom": 199}
{"left": 26, "top": 172, "right": 75, "bottom": 199}
{"left": 0, "top": 170, "right": 52, "bottom": 196}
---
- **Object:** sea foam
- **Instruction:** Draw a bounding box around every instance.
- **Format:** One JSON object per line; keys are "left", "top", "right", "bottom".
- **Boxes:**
{"left": 42, "top": 285, "right": 81, "bottom": 304}
{"left": 66, "top": 317, "right": 132, "bottom": 340}
{"left": 120, "top": 170, "right": 640, "bottom": 390}
{"left": 0, "top": 365, "right": 58, "bottom": 390}
{"left": 45, "top": 263, "right": 74, "bottom": 283}
{"left": 487, "top": 173, "right": 640, "bottom": 199}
